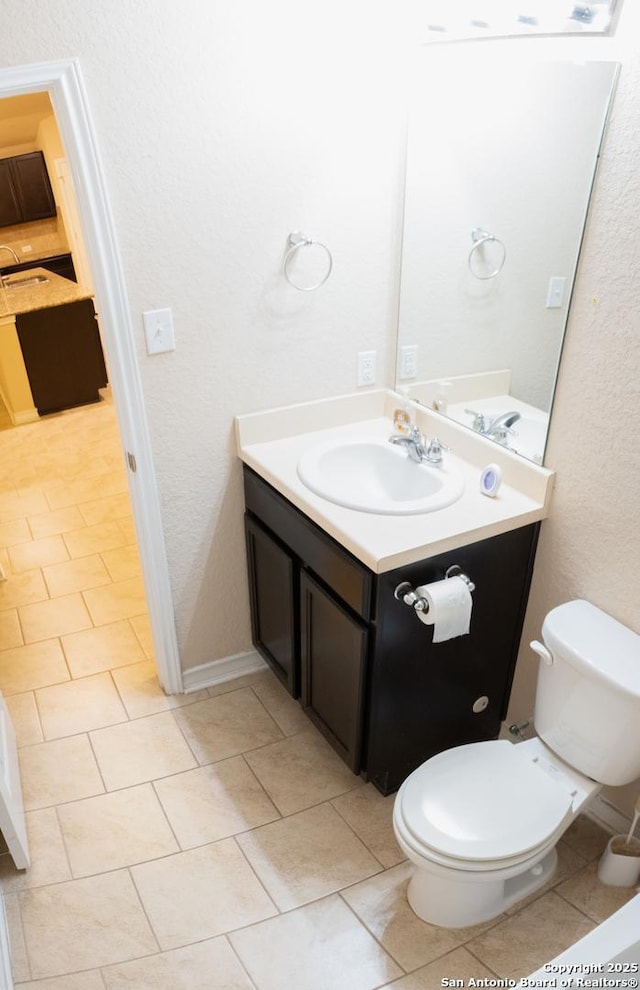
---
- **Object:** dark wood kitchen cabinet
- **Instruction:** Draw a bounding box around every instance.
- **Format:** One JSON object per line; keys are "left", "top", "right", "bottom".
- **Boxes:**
{"left": 0, "top": 152, "right": 56, "bottom": 228}
{"left": 16, "top": 299, "right": 108, "bottom": 415}
{"left": 243, "top": 465, "right": 539, "bottom": 794}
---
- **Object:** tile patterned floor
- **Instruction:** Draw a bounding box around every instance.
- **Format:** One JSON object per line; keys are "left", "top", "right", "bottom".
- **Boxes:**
{"left": 0, "top": 398, "right": 636, "bottom": 988}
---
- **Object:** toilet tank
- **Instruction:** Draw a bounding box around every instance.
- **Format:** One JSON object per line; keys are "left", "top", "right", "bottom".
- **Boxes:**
{"left": 534, "top": 600, "right": 640, "bottom": 786}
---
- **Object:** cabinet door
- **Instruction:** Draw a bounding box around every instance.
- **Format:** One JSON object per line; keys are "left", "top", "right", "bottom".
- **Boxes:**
{"left": 245, "top": 515, "right": 299, "bottom": 696}
{"left": 0, "top": 159, "right": 21, "bottom": 228}
{"left": 300, "top": 569, "right": 368, "bottom": 772}
{"left": 10, "top": 153, "right": 56, "bottom": 222}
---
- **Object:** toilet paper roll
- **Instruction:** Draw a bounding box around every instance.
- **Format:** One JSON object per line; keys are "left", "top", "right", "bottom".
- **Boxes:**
{"left": 415, "top": 576, "right": 472, "bottom": 643}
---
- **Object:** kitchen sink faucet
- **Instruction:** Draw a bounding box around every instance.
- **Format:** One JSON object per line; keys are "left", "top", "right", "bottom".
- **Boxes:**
{"left": 0, "top": 245, "right": 20, "bottom": 287}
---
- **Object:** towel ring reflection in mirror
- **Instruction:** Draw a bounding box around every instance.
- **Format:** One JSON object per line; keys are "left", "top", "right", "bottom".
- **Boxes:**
{"left": 283, "top": 231, "right": 333, "bottom": 291}
{"left": 468, "top": 227, "right": 506, "bottom": 280}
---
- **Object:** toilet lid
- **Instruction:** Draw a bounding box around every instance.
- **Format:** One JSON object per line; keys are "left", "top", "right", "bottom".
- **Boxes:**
{"left": 399, "top": 740, "right": 574, "bottom": 861}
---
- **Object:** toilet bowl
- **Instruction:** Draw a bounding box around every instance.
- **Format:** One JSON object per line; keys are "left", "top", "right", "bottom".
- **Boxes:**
{"left": 393, "top": 736, "right": 599, "bottom": 927}
{"left": 392, "top": 599, "right": 640, "bottom": 929}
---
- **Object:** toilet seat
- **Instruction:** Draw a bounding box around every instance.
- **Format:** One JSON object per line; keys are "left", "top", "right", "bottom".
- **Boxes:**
{"left": 397, "top": 740, "right": 575, "bottom": 866}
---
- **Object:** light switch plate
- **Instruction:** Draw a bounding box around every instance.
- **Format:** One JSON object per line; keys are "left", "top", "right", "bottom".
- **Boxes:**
{"left": 546, "top": 277, "right": 566, "bottom": 309}
{"left": 143, "top": 308, "right": 175, "bottom": 354}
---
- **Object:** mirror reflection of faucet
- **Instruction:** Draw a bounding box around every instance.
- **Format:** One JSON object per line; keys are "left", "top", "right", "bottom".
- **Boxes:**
{"left": 465, "top": 408, "right": 521, "bottom": 444}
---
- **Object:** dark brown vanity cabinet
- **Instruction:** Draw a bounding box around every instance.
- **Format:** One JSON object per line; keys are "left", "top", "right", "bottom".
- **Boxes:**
{"left": 243, "top": 465, "right": 539, "bottom": 794}
{"left": 0, "top": 152, "right": 56, "bottom": 228}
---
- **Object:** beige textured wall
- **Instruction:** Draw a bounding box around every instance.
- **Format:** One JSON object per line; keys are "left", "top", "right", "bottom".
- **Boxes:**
{"left": 0, "top": 1, "right": 410, "bottom": 671}
{"left": 507, "top": 49, "right": 640, "bottom": 817}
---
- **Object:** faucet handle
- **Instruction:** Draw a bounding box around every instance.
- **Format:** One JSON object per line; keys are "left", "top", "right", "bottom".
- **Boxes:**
{"left": 424, "top": 437, "right": 449, "bottom": 464}
{"left": 464, "top": 409, "right": 486, "bottom": 432}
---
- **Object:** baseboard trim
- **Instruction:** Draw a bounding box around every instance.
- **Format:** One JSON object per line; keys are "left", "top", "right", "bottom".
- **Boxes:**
{"left": 585, "top": 794, "right": 633, "bottom": 837}
{"left": 181, "top": 650, "right": 267, "bottom": 694}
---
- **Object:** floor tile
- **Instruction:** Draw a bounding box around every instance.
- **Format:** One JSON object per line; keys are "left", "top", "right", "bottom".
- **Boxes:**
{"left": 19, "top": 592, "right": 93, "bottom": 643}
{"left": 332, "top": 782, "right": 405, "bottom": 868}
{"left": 19, "top": 734, "right": 104, "bottom": 810}
{"left": 556, "top": 860, "right": 638, "bottom": 923}
{"left": 83, "top": 576, "right": 147, "bottom": 625}
{"left": 0, "top": 568, "right": 48, "bottom": 610}
{"left": 27, "top": 505, "right": 86, "bottom": 540}
{"left": 129, "top": 612, "right": 154, "bottom": 656}
{"left": 561, "top": 816, "right": 611, "bottom": 862}
{"left": 35, "top": 672, "right": 128, "bottom": 739}
{"left": 61, "top": 619, "right": 145, "bottom": 678}
{"left": 467, "top": 890, "right": 595, "bottom": 980}
{"left": 4, "top": 692, "right": 43, "bottom": 746}
{"left": 111, "top": 659, "right": 208, "bottom": 718}
{"left": 0, "top": 807, "right": 71, "bottom": 891}
{"left": 90, "top": 711, "right": 197, "bottom": 790}
{"left": 379, "top": 946, "right": 498, "bottom": 989}
{"left": 78, "top": 491, "right": 133, "bottom": 526}
{"left": 250, "top": 670, "right": 311, "bottom": 735}
{"left": 244, "top": 727, "right": 364, "bottom": 815}
{"left": 8, "top": 534, "right": 69, "bottom": 573}
{"left": 42, "top": 553, "right": 112, "bottom": 597}
{"left": 0, "top": 640, "right": 69, "bottom": 696}
{"left": 173, "top": 687, "right": 283, "bottom": 765}
{"left": 342, "top": 862, "right": 502, "bottom": 971}
{"left": 101, "top": 544, "right": 142, "bottom": 582}
{"left": 102, "top": 935, "right": 257, "bottom": 989}
{"left": 131, "top": 838, "right": 278, "bottom": 950}
{"left": 0, "top": 515, "right": 32, "bottom": 548}
{"left": 0, "top": 608, "right": 22, "bottom": 650}
{"left": 63, "top": 520, "right": 128, "bottom": 558}
{"left": 57, "top": 783, "right": 179, "bottom": 876}
{"left": 154, "top": 755, "right": 280, "bottom": 848}
{"left": 229, "top": 894, "right": 403, "bottom": 990}
{"left": 237, "top": 802, "right": 381, "bottom": 910}
{"left": 19, "top": 870, "right": 158, "bottom": 979}
{"left": 12, "top": 973, "right": 107, "bottom": 989}
{"left": 3, "top": 891, "right": 29, "bottom": 982}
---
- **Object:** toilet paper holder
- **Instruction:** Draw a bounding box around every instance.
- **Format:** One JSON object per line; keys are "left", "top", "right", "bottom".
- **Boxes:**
{"left": 394, "top": 566, "right": 475, "bottom": 615}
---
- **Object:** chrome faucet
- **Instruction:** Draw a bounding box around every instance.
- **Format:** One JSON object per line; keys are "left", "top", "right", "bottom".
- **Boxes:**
{"left": 465, "top": 408, "right": 521, "bottom": 444}
{"left": 389, "top": 425, "right": 449, "bottom": 465}
{"left": 0, "top": 245, "right": 20, "bottom": 288}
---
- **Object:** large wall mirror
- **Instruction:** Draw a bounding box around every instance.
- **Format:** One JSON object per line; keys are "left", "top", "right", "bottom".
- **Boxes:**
{"left": 396, "top": 48, "right": 619, "bottom": 463}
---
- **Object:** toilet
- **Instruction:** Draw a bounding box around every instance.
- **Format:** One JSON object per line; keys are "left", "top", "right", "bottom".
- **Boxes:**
{"left": 393, "top": 599, "right": 640, "bottom": 928}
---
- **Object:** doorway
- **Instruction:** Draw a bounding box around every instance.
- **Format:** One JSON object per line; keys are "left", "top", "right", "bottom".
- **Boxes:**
{"left": 0, "top": 59, "right": 181, "bottom": 694}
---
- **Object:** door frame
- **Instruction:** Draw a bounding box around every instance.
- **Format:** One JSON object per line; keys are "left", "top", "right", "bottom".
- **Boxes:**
{"left": 0, "top": 58, "right": 182, "bottom": 694}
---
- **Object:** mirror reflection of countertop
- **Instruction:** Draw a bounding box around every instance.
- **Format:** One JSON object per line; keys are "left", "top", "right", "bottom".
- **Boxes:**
{"left": 235, "top": 390, "right": 555, "bottom": 574}
{"left": 0, "top": 268, "right": 93, "bottom": 318}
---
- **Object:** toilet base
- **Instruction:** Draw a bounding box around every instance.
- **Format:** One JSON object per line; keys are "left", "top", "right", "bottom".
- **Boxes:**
{"left": 406, "top": 847, "right": 558, "bottom": 928}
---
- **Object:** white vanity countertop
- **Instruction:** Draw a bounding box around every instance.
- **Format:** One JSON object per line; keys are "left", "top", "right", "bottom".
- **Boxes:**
{"left": 235, "top": 390, "right": 555, "bottom": 574}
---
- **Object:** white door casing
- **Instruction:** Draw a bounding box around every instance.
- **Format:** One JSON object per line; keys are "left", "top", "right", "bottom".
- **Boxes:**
{"left": 0, "top": 59, "right": 182, "bottom": 694}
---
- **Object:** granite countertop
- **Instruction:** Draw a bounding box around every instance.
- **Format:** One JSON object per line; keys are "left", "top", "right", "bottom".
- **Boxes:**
{"left": 0, "top": 268, "right": 93, "bottom": 318}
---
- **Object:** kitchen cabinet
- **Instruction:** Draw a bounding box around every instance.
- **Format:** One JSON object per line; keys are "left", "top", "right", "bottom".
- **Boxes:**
{"left": 0, "top": 152, "right": 56, "bottom": 228}
{"left": 243, "top": 465, "right": 539, "bottom": 794}
{"left": 16, "top": 298, "right": 108, "bottom": 414}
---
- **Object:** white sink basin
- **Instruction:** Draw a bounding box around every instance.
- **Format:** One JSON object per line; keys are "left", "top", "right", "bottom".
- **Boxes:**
{"left": 297, "top": 438, "right": 464, "bottom": 515}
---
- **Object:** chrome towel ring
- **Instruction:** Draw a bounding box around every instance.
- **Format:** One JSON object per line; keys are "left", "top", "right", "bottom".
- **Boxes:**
{"left": 468, "top": 227, "right": 506, "bottom": 280}
{"left": 283, "top": 231, "right": 333, "bottom": 291}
